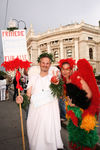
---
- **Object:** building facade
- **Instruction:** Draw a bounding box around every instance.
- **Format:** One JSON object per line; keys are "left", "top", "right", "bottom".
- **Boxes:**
{"left": 26, "top": 21, "right": 100, "bottom": 74}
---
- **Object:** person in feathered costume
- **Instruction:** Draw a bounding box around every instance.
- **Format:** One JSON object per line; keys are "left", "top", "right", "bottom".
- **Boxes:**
{"left": 58, "top": 58, "right": 100, "bottom": 150}
{"left": 58, "top": 58, "right": 76, "bottom": 120}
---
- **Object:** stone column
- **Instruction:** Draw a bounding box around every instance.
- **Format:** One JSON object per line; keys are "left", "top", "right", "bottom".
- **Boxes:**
{"left": 47, "top": 42, "right": 51, "bottom": 53}
{"left": 31, "top": 48, "right": 33, "bottom": 62}
{"left": 27, "top": 48, "right": 30, "bottom": 61}
{"left": 75, "top": 38, "right": 79, "bottom": 62}
{"left": 38, "top": 46, "right": 41, "bottom": 56}
{"left": 60, "top": 40, "right": 64, "bottom": 59}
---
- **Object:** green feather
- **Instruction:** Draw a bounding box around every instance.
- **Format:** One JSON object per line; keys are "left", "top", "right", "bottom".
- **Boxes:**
{"left": 66, "top": 106, "right": 99, "bottom": 148}
{"left": 49, "top": 78, "right": 64, "bottom": 98}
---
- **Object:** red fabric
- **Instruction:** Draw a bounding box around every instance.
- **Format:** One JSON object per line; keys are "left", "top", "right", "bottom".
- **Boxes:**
{"left": 16, "top": 70, "right": 23, "bottom": 91}
{"left": 67, "top": 110, "right": 78, "bottom": 127}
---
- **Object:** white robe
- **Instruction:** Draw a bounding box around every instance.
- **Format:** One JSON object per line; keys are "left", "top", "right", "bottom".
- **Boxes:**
{"left": 27, "top": 74, "right": 63, "bottom": 150}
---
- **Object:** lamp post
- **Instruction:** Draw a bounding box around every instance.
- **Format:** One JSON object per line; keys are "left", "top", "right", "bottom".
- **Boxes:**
{"left": 7, "top": 19, "right": 27, "bottom": 30}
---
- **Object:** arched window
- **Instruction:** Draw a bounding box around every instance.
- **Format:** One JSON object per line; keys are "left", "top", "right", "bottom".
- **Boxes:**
{"left": 89, "top": 48, "right": 93, "bottom": 59}
{"left": 51, "top": 48, "right": 59, "bottom": 62}
{"left": 54, "top": 51, "right": 59, "bottom": 62}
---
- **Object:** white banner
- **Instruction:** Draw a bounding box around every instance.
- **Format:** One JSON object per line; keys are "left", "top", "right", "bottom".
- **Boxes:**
{"left": 1, "top": 30, "right": 28, "bottom": 61}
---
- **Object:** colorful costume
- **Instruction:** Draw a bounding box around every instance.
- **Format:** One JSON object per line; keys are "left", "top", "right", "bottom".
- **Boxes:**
{"left": 65, "top": 59, "right": 100, "bottom": 150}
{"left": 67, "top": 105, "right": 98, "bottom": 150}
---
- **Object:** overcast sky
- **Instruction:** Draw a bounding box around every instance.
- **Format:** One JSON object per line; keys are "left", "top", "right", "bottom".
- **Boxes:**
{"left": 0, "top": 0, "right": 100, "bottom": 70}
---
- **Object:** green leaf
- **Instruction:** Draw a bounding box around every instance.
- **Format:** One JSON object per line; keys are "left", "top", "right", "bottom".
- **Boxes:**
{"left": 49, "top": 78, "right": 64, "bottom": 98}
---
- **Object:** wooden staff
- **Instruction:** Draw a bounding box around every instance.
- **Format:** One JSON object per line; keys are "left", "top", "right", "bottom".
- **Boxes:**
{"left": 18, "top": 89, "right": 26, "bottom": 150}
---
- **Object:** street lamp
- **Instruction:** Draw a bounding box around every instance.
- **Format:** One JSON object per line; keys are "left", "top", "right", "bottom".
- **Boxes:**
{"left": 7, "top": 19, "right": 27, "bottom": 31}
{"left": 18, "top": 20, "right": 27, "bottom": 30}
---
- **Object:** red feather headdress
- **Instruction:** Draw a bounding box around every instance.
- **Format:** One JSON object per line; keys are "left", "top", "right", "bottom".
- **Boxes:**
{"left": 58, "top": 58, "right": 76, "bottom": 94}
{"left": 58, "top": 58, "right": 76, "bottom": 69}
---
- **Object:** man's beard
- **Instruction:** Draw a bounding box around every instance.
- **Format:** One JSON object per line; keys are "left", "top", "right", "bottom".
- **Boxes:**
{"left": 41, "top": 67, "right": 49, "bottom": 72}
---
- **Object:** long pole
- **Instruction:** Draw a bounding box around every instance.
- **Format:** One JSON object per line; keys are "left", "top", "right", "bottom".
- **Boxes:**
{"left": 18, "top": 89, "right": 26, "bottom": 150}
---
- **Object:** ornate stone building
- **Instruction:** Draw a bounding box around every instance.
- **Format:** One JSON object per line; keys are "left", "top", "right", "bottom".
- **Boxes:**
{"left": 26, "top": 21, "right": 100, "bottom": 74}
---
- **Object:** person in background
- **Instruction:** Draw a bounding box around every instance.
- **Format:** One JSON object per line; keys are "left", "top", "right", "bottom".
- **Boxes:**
{"left": 0, "top": 75, "right": 6, "bottom": 101}
{"left": 6, "top": 76, "right": 11, "bottom": 100}
{"left": 13, "top": 75, "right": 18, "bottom": 101}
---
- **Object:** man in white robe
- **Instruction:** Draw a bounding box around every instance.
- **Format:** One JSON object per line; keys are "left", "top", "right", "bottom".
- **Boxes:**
{"left": 16, "top": 53, "right": 64, "bottom": 150}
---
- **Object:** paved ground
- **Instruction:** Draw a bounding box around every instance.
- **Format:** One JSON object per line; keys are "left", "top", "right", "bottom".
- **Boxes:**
{"left": 0, "top": 90, "right": 69, "bottom": 150}
{"left": 0, "top": 89, "right": 100, "bottom": 150}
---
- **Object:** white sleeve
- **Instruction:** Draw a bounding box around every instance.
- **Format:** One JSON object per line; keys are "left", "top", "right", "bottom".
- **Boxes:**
{"left": 27, "top": 74, "right": 38, "bottom": 92}
{"left": 28, "top": 66, "right": 40, "bottom": 79}
{"left": 27, "top": 76, "right": 33, "bottom": 90}
{"left": 27, "top": 66, "right": 40, "bottom": 90}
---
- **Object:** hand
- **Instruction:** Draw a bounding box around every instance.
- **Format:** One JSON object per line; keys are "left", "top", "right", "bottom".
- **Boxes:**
{"left": 51, "top": 70, "right": 59, "bottom": 85}
{"left": 53, "top": 79, "right": 59, "bottom": 85}
{"left": 16, "top": 95, "right": 23, "bottom": 104}
{"left": 67, "top": 97, "right": 75, "bottom": 107}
